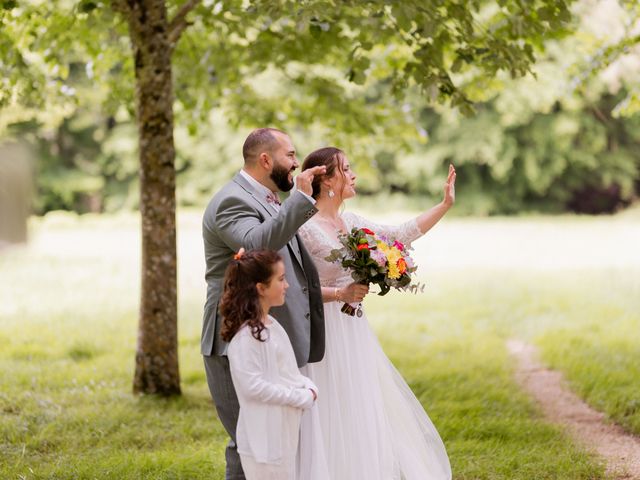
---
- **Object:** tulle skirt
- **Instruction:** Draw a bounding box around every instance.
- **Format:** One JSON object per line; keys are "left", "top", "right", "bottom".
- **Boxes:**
{"left": 306, "top": 301, "right": 452, "bottom": 480}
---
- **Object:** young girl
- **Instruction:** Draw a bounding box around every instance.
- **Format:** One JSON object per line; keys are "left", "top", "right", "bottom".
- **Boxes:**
{"left": 220, "top": 248, "right": 319, "bottom": 480}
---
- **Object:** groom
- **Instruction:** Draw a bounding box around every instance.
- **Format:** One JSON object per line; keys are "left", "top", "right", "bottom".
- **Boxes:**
{"left": 201, "top": 128, "right": 326, "bottom": 479}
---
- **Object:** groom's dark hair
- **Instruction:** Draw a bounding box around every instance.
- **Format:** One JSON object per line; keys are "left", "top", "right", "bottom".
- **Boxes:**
{"left": 242, "top": 128, "right": 286, "bottom": 163}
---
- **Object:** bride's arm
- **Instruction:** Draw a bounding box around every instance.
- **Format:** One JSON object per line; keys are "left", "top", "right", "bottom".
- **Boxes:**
{"left": 347, "top": 164, "right": 456, "bottom": 243}
{"left": 414, "top": 164, "right": 456, "bottom": 235}
{"left": 320, "top": 284, "right": 369, "bottom": 303}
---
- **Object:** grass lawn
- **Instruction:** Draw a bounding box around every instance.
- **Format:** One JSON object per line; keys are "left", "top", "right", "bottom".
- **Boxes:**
{"left": 1, "top": 208, "right": 638, "bottom": 479}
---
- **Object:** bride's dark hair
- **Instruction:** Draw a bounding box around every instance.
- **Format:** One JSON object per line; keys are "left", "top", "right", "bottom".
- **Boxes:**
{"left": 220, "top": 249, "right": 282, "bottom": 342}
{"left": 301, "top": 147, "right": 346, "bottom": 199}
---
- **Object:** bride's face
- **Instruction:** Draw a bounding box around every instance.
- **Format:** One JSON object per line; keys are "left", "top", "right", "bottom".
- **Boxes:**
{"left": 327, "top": 155, "right": 356, "bottom": 200}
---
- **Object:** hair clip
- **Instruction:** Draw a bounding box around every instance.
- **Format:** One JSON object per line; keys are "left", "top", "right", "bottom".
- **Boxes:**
{"left": 233, "top": 247, "right": 245, "bottom": 260}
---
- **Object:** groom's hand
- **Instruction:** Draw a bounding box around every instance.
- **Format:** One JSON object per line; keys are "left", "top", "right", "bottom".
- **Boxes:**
{"left": 295, "top": 166, "right": 326, "bottom": 196}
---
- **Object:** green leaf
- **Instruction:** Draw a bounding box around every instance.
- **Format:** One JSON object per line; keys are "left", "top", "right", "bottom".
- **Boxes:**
{"left": 451, "top": 57, "right": 464, "bottom": 73}
{"left": 78, "top": 0, "right": 98, "bottom": 13}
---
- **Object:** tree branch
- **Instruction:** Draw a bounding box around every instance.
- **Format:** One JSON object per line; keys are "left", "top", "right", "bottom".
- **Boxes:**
{"left": 590, "top": 106, "right": 611, "bottom": 126}
{"left": 168, "top": 0, "right": 201, "bottom": 48}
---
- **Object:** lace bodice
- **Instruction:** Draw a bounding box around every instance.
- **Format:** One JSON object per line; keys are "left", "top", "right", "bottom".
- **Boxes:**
{"left": 298, "top": 211, "right": 422, "bottom": 288}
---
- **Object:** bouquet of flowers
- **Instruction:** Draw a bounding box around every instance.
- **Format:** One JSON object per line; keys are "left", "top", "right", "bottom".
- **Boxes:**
{"left": 325, "top": 227, "right": 424, "bottom": 316}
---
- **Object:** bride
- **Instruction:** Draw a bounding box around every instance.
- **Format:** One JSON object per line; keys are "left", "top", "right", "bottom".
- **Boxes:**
{"left": 297, "top": 147, "right": 455, "bottom": 480}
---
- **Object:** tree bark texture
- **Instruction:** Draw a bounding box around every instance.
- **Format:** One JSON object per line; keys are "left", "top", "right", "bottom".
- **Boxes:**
{"left": 127, "top": 0, "right": 180, "bottom": 395}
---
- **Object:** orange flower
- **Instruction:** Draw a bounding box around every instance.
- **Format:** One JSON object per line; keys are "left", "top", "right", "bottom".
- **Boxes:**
{"left": 357, "top": 243, "right": 370, "bottom": 251}
{"left": 397, "top": 257, "right": 407, "bottom": 274}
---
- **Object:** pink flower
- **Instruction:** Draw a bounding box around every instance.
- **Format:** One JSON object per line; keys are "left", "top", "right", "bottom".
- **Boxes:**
{"left": 393, "top": 240, "right": 405, "bottom": 251}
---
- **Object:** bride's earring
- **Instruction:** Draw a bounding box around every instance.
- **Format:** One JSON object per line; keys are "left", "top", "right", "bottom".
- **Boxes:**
{"left": 328, "top": 189, "right": 335, "bottom": 198}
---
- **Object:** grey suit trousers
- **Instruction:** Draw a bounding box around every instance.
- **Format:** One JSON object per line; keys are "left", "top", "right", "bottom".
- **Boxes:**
{"left": 203, "top": 354, "right": 245, "bottom": 480}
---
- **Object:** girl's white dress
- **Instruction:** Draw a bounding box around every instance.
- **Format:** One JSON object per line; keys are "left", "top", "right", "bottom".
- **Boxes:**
{"left": 227, "top": 317, "right": 322, "bottom": 480}
{"left": 299, "top": 211, "right": 452, "bottom": 480}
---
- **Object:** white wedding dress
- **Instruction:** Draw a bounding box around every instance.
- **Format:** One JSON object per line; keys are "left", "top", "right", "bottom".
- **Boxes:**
{"left": 299, "top": 211, "right": 452, "bottom": 480}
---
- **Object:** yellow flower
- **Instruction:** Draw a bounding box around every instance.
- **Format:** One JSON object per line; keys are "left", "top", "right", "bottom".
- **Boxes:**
{"left": 378, "top": 242, "right": 402, "bottom": 279}
{"left": 387, "top": 261, "right": 401, "bottom": 279}
{"left": 387, "top": 247, "right": 402, "bottom": 263}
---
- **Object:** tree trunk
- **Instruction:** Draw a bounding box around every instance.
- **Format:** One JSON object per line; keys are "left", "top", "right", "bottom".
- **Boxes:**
{"left": 127, "top": 0, "right": 180, "bottom": 395}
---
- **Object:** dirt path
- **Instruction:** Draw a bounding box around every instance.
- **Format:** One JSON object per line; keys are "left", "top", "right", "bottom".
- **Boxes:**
{"left": 507, "top": 339, "right": 640, "bottom": 479}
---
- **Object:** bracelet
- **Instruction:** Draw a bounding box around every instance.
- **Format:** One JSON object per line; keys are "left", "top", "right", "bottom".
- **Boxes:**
{"left": 334, "top": 287, "right": 341, "bottom": 302}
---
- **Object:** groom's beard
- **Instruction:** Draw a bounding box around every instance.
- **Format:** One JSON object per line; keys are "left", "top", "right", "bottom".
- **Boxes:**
{"left": 270, "top": 163, "right": 295, "bottom": 192}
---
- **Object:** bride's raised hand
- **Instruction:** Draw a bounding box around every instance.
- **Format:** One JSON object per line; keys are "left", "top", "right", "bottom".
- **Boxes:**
{"left": 443, "top": 164, "right": 456, "bottom": 208}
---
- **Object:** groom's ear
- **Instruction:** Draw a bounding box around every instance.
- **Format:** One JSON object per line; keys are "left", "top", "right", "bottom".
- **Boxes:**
{"left": 257, "top": 152, "right": 272, "bottom": 171}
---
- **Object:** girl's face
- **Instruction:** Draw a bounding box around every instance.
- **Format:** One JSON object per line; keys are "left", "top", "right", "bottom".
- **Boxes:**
{"left": 327, "top": 155, "right": 357, "bottom": 200}
{"left": 257, "top": 261, "right": 288, "bottom": 308}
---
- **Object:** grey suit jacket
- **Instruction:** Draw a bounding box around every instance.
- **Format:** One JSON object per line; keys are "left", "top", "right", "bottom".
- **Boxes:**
{"left": 201, "top": 173, "right": 325, "bottom": 367}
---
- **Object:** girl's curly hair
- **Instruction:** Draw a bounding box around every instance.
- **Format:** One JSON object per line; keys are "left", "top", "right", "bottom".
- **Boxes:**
{"left": 220, "top": 249, "right": 282, "bottom": 342}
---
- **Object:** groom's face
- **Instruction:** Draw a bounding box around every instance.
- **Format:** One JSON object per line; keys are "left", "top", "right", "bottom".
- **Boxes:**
{"left": 269, "top": 133, "right": 299, "bottom": 192}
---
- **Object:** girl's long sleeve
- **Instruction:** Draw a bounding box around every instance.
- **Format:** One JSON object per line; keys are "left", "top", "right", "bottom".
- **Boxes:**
{"left": 228, "top": 332, "right": 315, "bottom": 410}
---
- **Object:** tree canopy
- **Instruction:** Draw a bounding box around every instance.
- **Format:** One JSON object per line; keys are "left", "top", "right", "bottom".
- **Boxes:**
{"left": 2, "top": 0, "right": 574, "bottom": 132}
